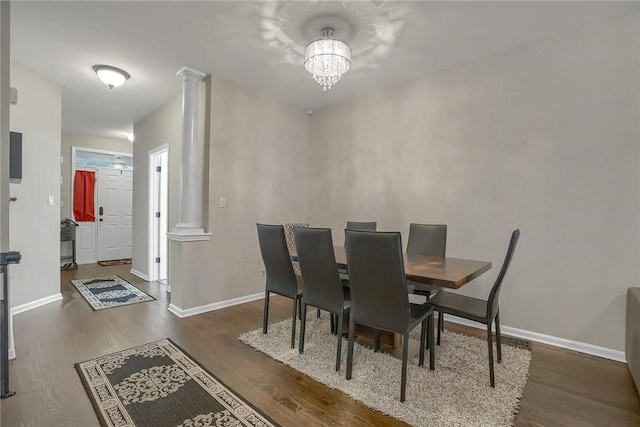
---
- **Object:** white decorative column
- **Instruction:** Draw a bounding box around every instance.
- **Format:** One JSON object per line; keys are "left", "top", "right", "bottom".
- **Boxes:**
{"left": 167, "top": 66, "right": 210, "bottom": 241}
{"left": 166, "top": 66, "right": 210, "bottom": 318}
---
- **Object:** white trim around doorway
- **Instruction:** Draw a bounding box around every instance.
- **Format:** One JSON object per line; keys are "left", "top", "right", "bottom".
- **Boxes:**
{"left": 148, "top": 144, "right": 169, "bottom": 284}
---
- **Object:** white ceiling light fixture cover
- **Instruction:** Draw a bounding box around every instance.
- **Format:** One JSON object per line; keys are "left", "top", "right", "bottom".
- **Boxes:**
{"left": 92, "top": 64, "right": 130, "bottom": 89}
{"left": 111, "top": 156, "right": 126, "bottom": 169}
{"left": 304, "top": 27, "right": 351, "bottom": 91}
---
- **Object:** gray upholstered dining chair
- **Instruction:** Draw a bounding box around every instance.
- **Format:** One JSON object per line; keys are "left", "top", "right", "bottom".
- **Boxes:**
{"left": 346, "top": 221, "right": 377, "bottom": 231}
{"left": 284, "top": 222, "right": 308, "bottom": 276}
{"left": 336, "top": 222, "right": 378, "bottom": 282}
{"left": 344, "top": 229, "right": 435, "bottom": 402}
{"left": 426, "top": 229, "right": 520, "bottom": 387}
{"left": 294, "top": 227, "right": 351, "bottom": 371}
{"left": 406, "top": 223, "right": 447, "bottom": 328}
{"left": 256, "top": 224, "right": 303, "bottom": 349}
{"left": 284, "top": 223, "right": 319, "bottom": 317}
{"left": 406, "top": 223, "right": 447, "bottom": 259}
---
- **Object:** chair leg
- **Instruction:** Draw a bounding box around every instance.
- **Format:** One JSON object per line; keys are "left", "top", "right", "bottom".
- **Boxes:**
{"left": 437, "top": 312, "right": 443, "bottom": 345}
{"left": 428, "top": 313, "right": 435, "bottom": 370}
{"left": 346, "top": 319, "right": 356, "bottom": 380}
{"left": 335, "top": 312, "right": 344, "bottom": 372}
{"left": 418, "top": 319, "right": 426, "bottom": 367}
{"left": 401, "top": 332, "right": 409, "bottom": 402}
{"left": 297, "top": 298, "right": 302, "bottom": 320}
{"left": 290, "top": 298, "right": 298, "bottom": 349}
{"left": 374, "top": 329, "right": 381, "bottom": 352}
{"left": 487, "top": 322, "right": 495, "bottom": 387}
{"left": 495, "top": 311, "right": 502, "bottom": 363}
{"left": 262, "top": 291, "right": 270, "bottom": 334}
{"left": 299, "top": 302, "right": 307, "bottom": 353}
{"left": 330, "top": 314, "right": 336, "bottom": 335}
{"left": 317, "top": 308, "right": 321, "bottom": 319}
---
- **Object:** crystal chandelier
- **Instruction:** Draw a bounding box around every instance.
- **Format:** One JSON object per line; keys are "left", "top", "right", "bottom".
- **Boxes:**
{"left": 304, "top": 27, "right": 351, "bottom": 91}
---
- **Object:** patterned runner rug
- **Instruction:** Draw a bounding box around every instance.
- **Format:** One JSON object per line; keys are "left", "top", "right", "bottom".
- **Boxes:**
{"left": 240, "top": 316, "right": 531, "bottom": 426}
{"left": 76, "top": 339, "right": 277, "bottom": 427}
{"left": 71, "top": 276, "right": 155, "bottom": 310}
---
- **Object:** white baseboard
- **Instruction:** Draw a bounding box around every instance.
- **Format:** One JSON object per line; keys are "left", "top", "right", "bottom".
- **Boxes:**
{"left": 11, "top": 293, "right": 63, "bottom": 317}
{"left": 168, "top": 292, "right": 263, "bottom": 319}
{"left": 130, "top": 269, "right": 149, "bottom": 281}
{"left": 441, "top": 314, "right": 626, "bottom": 363}
{"left": 164, "top": 294, "right": 628, "bottom": 363}
{"left": 9, "top": 293, "right": 63, "bottom": 361}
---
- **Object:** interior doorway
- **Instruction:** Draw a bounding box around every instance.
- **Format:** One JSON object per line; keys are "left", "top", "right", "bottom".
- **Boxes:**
{"left": 71, "top": 147, "right": 133, "bottom": 264}
{"left": 149, "top": 146, "right": 168, "bottom": 286}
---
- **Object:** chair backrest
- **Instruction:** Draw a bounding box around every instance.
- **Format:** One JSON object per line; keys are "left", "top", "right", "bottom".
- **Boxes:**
{"left": 487, "top": 229, "right": 520, "bottom": 320}
{"left": 346, "top": 221, "right": 377, "bottom": 231}
{"left": 406, "top": 223, "right": 447, "bottom": 258}
{"left": 294, "top": 227, "right": 344, "bottom": 313}
{"left": 256, "top": 224, "right": 298, "bottom": 297}
{"left": 284, "top": 223, "right": 308, "bottom": 250}
{"left": 344, "top": 229, "right": 410, "bottom": 332}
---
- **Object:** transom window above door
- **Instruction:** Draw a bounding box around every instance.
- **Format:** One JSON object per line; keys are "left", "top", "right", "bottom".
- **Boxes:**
{"left": 75, "top": 150, "right": 133, "bottom": 171}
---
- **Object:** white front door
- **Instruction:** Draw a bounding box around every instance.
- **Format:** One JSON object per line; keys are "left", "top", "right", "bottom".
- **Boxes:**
{"left": 97, "top": 168, "right": 133, "bottom": 261}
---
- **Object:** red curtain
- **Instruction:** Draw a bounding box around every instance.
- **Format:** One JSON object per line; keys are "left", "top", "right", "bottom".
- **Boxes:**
{"left": 73, "top": 170, "right": 96, "bottom": 222}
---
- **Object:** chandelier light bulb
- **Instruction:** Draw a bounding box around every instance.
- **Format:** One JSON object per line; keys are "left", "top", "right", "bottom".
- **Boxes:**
{"left": 304, "top": 27, "right": 351, "bottom": 91}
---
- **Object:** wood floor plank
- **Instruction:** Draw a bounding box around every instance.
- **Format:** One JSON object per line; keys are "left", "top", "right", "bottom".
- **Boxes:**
{"left": 0, "top": 264, "right": 638, "bottom": 426}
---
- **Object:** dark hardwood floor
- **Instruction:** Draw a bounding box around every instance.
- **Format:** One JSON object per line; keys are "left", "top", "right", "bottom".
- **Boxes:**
{"left": 1, "top": 264, "right": 639, "bottom": 426}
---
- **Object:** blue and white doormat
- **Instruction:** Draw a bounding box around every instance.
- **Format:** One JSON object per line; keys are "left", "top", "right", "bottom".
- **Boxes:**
{"left": 71, "top": 276, "right": 155, "bottom": 310}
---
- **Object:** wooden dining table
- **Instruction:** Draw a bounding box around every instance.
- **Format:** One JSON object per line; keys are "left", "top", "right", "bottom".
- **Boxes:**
{"left": 290, "top": 245, "right": 492, "bottom": 293}
{"left": 290, "top": 245, "right": 492, "bottom": 357}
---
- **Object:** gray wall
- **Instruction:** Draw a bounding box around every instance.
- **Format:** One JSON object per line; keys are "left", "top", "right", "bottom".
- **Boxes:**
{"left": 199, "top": 75, "right": 309, "bottom": 305}
{"left": 9, "top": 62, "right": 61, "bottom": 307}
{"left": 60, "top": 133, "right": 132, "bottom": 220}
{"left": 132, "top": 93, "right": 182, "bottom": 277}
{"left": 133, "top": 74, "right": 309, "bottom": 307}
{"left": 308, "top": 14, "right": 640, "bottom": 352}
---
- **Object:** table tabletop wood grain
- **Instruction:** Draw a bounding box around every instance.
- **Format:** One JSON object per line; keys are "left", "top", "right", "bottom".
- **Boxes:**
{"left": 290, "top": 245, "right": 492, "bottom": 292}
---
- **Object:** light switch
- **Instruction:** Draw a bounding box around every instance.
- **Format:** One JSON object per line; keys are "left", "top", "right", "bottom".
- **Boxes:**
{"left": 47, "top": 195, "right": 54, "bottom": 206}
{"left": 219, "top": 197, "right": 226, "bottom": 208}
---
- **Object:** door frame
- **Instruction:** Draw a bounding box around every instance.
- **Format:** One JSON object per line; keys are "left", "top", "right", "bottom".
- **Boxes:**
{"left": 148, "top": 144, "right": 169, "bottom": 285}
{"left": 71, "top": 146, "right": 132, "bottom": 264}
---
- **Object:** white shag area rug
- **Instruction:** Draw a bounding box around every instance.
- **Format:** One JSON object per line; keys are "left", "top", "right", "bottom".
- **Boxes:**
{"left": 239, "top": 315, "right": 531, "bottom": 427}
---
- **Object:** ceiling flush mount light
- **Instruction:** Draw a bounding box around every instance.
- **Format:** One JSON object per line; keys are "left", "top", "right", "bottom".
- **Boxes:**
{"left": 304, "top": 27, "right": 351, "bottom": 91}
{"left": 111, "top": 156, "right": 126, "bottom": 169}
{"left": 92, "top": 65, "right": 130, "bottom": 89}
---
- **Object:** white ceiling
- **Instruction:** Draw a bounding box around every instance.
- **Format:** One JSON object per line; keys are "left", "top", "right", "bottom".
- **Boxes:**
{"left": 10, "top": 1, "right": 640, "bottom": 141}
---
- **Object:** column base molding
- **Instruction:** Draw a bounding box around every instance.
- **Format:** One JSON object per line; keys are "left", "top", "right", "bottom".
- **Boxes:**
{"left": 167, "top": 231, "right": 211, "bottom": 242}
